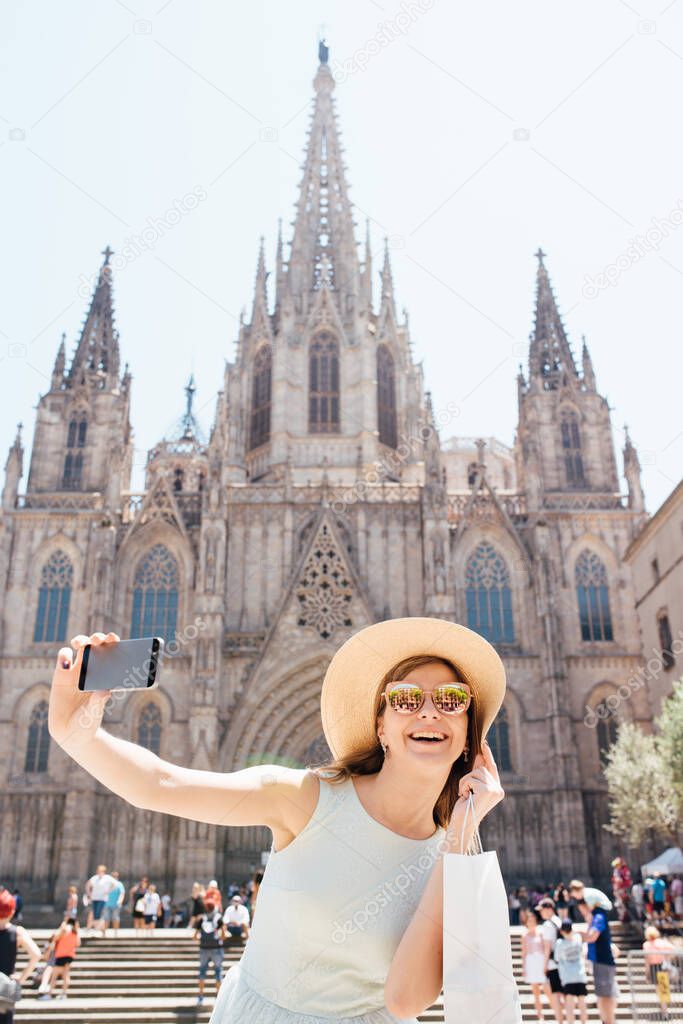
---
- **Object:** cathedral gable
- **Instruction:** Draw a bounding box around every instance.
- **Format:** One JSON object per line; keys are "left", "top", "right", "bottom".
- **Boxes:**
{"left": 252, "top": 511, "right": 373, "bottom": 676}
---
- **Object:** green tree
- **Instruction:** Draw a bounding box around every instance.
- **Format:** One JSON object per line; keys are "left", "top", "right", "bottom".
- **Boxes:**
{"left": 602, "top": 679, "right": 683, "bottom": 848}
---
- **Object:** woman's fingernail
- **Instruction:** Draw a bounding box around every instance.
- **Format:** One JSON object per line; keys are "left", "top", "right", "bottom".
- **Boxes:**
{"left": 61, "top": 659, "right": 70, "bottom": 669}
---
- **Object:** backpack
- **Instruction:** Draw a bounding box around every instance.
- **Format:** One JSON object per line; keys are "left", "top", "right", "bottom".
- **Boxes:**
{"left": 199, "top": 911, "right": 223, "bottom": 949}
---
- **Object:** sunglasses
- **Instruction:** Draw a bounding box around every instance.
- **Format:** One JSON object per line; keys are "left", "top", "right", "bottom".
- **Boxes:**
{"left": 379, "top": 682, "right": 473, "bottom": 715}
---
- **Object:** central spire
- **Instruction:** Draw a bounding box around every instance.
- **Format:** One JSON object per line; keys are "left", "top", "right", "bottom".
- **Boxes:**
{"left": 286, "top": 43, "right": 360, "bottom": 314}
{"left": 529, "top": 248, "right": 578, "bottom": 389}
{"left": 67, "top": 248, "right": 121, "bottom": 388}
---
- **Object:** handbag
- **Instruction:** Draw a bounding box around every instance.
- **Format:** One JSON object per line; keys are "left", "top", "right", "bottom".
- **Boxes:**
{"left": 443, "top": 793, "right": 522, "bottom": 1024}
{"left": 135, "top": 897, "right": 146, "bottom": 913}
{"left": 0, "top": 971, "right": 21, "bottom": 1013}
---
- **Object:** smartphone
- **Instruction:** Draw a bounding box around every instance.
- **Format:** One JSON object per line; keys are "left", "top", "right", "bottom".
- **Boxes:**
{"left": 77, "top": 637, "right": 164, "bottom": 692}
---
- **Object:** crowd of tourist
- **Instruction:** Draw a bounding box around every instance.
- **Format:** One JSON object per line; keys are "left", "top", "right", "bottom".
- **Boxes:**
{"left": 0, "top": 868, "right": 264, "bottom": 1012}
{"left": 512, "top": 862, "right": 683, "bottom": 1023}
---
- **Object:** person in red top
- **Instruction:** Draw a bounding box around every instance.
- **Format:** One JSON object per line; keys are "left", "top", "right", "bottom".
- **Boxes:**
{"left": 39, "top": 918, "right": 80, "bottom": 1001}
{"left": 611, "top": 857, "right": 633, "bottom": 922}
{"left": 203, "top": 880, "right": 222, "bottom": 913}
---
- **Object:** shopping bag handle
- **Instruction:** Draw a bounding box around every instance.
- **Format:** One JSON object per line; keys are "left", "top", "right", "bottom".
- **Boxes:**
{"left": 460, "top": 791, "right": 484, "bottom": 855}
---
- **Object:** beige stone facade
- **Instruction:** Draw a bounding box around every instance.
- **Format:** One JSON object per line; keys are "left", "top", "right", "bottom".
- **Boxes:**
{"left": 0, "top": 52, "right": 662, "bottom": 907}
{"left": 624, "top": 479, "right": 683, "bottom": 715}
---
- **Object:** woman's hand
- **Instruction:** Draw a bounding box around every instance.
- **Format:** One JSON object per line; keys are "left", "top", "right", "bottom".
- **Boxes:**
{"left": 447, "top": 740, "right": 505, "bottom": 842}
{"left": 48, "top": 631, "right": 119, "bottom": 754}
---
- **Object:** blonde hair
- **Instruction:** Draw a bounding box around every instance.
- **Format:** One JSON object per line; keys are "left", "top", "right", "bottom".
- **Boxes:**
{"left": 645, "top": 926, "right": 661, "bottom": 941}
{"left": 308, "top": 654, "right": 480, "bottom": 829}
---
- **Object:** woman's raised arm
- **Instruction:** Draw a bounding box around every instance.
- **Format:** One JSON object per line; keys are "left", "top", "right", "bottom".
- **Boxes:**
{"left": 49, "top": 631, "right": 303, "bottom": 829}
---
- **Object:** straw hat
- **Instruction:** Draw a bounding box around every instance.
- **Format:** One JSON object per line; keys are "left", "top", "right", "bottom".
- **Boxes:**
{"left": 320, "top": 617, "right": 506, "bottom": 760}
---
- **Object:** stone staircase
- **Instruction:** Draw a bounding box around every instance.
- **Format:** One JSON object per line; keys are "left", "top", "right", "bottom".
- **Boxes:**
{"left": 12, "top": 922, "right": 679, "bottom": 1022}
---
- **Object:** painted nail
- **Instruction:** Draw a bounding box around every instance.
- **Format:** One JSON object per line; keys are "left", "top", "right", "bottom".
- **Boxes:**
{"left": 61, "top": 659, "right": 70, "bottom": 669}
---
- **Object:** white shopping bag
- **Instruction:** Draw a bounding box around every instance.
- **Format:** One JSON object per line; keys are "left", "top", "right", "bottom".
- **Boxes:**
{"left": 443, "top": 793, "right": 522, "bottom": 1024}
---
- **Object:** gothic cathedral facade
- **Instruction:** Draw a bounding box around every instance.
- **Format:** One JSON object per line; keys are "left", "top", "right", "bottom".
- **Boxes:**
{"left": 0, "top": 50, "right": 653, "bottom": 903}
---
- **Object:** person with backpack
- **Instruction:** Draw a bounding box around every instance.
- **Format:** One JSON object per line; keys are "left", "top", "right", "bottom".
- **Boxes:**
{"left": 194, "top": 900, "right": 225, "bottom": 1007}
{"left": 0, "top": 889, "right": 41, "bottom": 1022}
{"left": 536, "top": 897, "right": 566, "bottom": 1023}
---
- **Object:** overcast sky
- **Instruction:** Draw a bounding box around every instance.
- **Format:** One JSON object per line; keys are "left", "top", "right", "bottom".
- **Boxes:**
{"left": 1, "top": 0, "right": 682, "bottom": 512}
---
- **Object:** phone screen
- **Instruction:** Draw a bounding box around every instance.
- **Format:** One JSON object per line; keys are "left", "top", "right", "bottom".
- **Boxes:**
{"left": 78, "top": 637, "right": 164, "bottom": 692}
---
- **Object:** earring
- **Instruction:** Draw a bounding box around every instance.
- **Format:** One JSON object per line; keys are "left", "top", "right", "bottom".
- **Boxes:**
{"left": 379, "top": 737, "right": 388, "bottom": 755}
{"left": 462, "top": 741, "right": 469, "bottom": 760}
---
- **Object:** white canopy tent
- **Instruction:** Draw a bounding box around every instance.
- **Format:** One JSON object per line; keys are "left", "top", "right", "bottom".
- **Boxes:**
{"left": 641, "top": 847, "right": 683, "bottom": 877}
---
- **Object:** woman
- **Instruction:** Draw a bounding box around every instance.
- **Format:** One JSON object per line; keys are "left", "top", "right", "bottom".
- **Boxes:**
{"left": 38, "top": 917, "right": 80, "bottom": 1001}
{"left": 0, "top": 889, "right": 41, "bottom": 1024}
{"left": 643, "top": 923, "right": 677, "bottom": 1015}
{"left": 129, "top": 876, "right": 148, "bottom": 932}
{"left": 554, "top": 884, "right": 570, "bottom": 920}
{"left": 189, "top": 883, "right": 206, "bottom": 930}
{"left": 143, "top": 884, "right": 160, "bottom": 934}
{"left": 48, "top": 617, "right": 507, "bottom": 1023}
{"left": 521, "top": 908, "right": 546, "bottom": 1023}
{"left": 63, "top": 885, "right": 79, "bottom": 922}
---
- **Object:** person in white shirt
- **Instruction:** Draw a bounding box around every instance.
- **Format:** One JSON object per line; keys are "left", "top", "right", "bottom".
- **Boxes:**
{"left": 84, "top": 865, "right": 116, "bottom": 935}
{"left": 222, "top": 894, "right": 250, "bottom": 940}
{"left": 536, "top": 898, "right": 565, "bottom": 1024}
{"left": 142, "top": 884, "right": 161, "bottom": 935}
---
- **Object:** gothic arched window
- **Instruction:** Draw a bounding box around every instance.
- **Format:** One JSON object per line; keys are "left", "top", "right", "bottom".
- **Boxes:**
{"left": 62, "top": 415, "right": 87, "bottom": 489}
{"left": 597, "top": 715, "right": 618, "bottom": 766}
{"left": 657, "top": 610, "right": 675, "bottom": 669}
{"left": 465, "top": 542, "right": 515, "bottom": 643}
{"left": 34, "top": 550, "right": 73, "bottom": 643}
{"left": 309, "top": 331, "right": 340, "bottom": 433}
{"left": 130, "top": 544, "right": 179, "bottom": 642}
{"left": 488, "top": 706, "right": 512, "bottom": 772}
{"left": 560, "top": 409, "right": 585, "bottom": 487}
{"left": 137, "top": 702, "right": 162, "bottom": 755}
{"left": 173, "top": 468, "right": 183, "bottom": 493}
{"left": 249, "top": 345, "right": 272, "bottom": 450}
{"left": 25, "top": 699, "right": 50, "bottom": 773}
{"left": 575, "top": 549, "right": 613, "bottom": 641}
{"left": 377, "top": 345, "right": 397, "bottom": 448}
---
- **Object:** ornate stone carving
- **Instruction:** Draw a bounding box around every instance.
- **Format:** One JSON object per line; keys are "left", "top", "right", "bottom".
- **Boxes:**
{"left": 295, "top": 522, "right": 353, "bottom": 640}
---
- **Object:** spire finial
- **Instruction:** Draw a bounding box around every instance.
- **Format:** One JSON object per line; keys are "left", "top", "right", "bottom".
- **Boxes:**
{"left": 535, "top": 246, "right": 546, "bottom": 266}
{"left": 101, "top": 245, "right": 114, "bottom": 266}
{"left": 318, "top": 36, "right": 329, "bottom": 65}
{"left": 185, "top": 374, "right": 196, "bottom": 418}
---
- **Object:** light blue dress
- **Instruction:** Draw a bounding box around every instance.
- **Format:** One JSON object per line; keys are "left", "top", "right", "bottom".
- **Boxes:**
{"left": 209, "top": 772, "right": 447, "bottom": 1023}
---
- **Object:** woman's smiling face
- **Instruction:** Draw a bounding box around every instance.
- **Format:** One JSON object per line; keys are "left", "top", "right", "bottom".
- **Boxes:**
{"left": 377, "top": 660, "right": 470, "bottom": 762}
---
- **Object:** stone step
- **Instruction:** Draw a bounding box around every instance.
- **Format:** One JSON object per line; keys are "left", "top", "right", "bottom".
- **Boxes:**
{"left": 14, "top": 925, "right": 674, "bottom": 1024}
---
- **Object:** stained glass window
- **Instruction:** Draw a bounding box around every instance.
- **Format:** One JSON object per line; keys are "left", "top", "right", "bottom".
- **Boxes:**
{"left": 597, "top": 715, "right": 618, "bottom": 766}
{"left": 309, "top": 332, "right": 340, "bottom": 433}
{"left": 465, "top": 542, "right": 515, "bottom": 643}
{"left": 34, "top": 550, "right": 73, "bottom": 642}
{"left": 560, "top": 409, "right": 585, "bottom": 487}
{"left": 25, "top": 700, "right": 50, "bottom": 772}
{"left": 488, "top": 706, "right": 512, "bottom": 771}
{"left": 575, "top": 550, "right": 613, "bottom": 641}
{"left": 63, "top": 415, "right": 87, "bottom": 489}
{"left": 377, "top": 345, "right": 397, "bottom": 449}
{"left": 138, "top": 702, "right": 162, "bottom": 755}
{"left": 131, "top": 544, "right": 179, "bottom": 642}
{"left": 249, "top": 345, "right": 272, "bottom": 450}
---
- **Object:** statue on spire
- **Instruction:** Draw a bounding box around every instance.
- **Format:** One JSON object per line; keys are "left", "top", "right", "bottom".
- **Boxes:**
{"left": 318, "top": 37, "right": 329, "bottom": 64}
